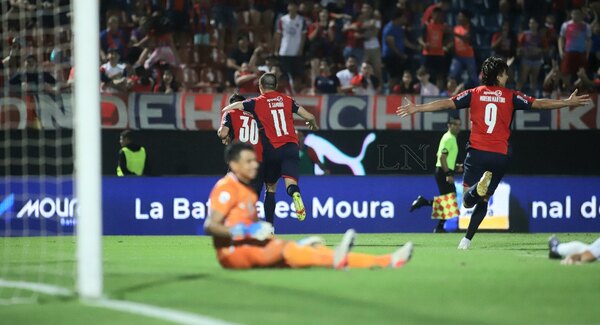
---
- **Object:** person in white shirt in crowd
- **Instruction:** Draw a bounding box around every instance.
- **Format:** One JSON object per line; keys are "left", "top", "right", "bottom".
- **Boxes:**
{"left": 274, "top": 0, "right": 307, "bottom": 92}
{"left": 359, "top": 2, "right": 382, "bottom": 83}
{"left": 415, "top": 66, "right": 439, "bottom": 97}
{"left": 100, "top": 48, "right": 129, "bottom": 93}
{"left": 336, "top": 56, "right": 359, "bottom": 94}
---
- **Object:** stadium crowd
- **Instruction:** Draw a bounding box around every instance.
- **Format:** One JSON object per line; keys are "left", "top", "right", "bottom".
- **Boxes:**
{"left": 2, "top": 0, "right": 600, "bottom": 97}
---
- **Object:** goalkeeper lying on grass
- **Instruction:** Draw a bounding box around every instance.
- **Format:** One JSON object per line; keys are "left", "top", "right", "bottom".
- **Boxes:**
{"left": 204, "top": 142, "right": 413, "bottom": 270}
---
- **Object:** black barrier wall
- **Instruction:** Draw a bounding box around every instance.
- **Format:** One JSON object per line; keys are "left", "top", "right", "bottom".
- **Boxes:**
{"left": 98, "top": 130, "right": 600, "bottom": 176}
{"left": 2, "top": 130, "right": 598, "bottom": 176}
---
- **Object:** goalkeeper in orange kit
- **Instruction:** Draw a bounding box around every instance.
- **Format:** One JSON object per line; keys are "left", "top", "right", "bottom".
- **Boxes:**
{"left": 204, "top": 142, "right": 413, "bottom": 270}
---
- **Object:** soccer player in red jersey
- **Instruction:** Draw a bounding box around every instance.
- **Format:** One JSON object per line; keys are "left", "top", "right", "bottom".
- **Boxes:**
{"left": 218, "top": 94, "right": 265, "bottom": 196}
{"left": 397, "top": 57, "right": 591, "bottom": 249}
{"left": 222, "top": 73, "right": 318, "bottom": 224}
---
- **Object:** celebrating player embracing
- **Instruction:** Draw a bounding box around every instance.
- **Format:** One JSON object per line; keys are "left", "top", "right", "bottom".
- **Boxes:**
{"left": 222, "top": 73, "right": 318, "bottom": 225}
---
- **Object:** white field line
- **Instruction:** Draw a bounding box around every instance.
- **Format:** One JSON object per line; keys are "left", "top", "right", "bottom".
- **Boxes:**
{"left": 0, "top": 278, "right": 238, "bottom": 325}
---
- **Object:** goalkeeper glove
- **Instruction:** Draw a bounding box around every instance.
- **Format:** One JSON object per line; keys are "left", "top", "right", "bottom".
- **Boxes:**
{"left": 229, "top": 222, "right": 274, "bottom": 241}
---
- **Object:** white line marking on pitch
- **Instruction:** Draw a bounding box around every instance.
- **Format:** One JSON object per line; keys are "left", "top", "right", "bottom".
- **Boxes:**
{"left": 0, "top": 278, "right": 237, "bottom": 325}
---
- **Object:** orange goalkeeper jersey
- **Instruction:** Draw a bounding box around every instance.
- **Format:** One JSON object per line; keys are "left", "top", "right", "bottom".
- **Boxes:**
{"left": 209, "top": 172, "right": 258, "bottom": 248}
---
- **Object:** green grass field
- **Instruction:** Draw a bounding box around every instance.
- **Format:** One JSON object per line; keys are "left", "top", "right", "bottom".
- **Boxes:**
{"left": 1, "top": 233, "right": 600, "bottom": 325}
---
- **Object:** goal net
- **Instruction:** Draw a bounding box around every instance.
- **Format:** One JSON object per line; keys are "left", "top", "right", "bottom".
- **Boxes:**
{"left": 0, "top": 0, "right": 102, "bottom": 303}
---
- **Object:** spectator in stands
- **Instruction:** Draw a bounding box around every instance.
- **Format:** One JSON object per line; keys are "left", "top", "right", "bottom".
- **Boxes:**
{"left": 307, "top": 8, "right": 336, "bottom": 94}
{"left": 9, "top": 54, "right": 57, "bottom": 93}
{"left": 336, "top": 55, "right": 359, "bottom": 93}
{"left": 574, "top": 66, "right": 600, "bottom": 93}
{"left": 250, "top": 0, "right": 275, "bottom": 45}
{"left": 181, "top": 65, "right": 200, "bottom": 92}
{"left": 544, "top": 14, "right": 559, "bottom": 59}
{"left": 271, "top": 65, "right": 294, "bottom": 95}
{"left": 359, "top": 3, "right": 383, "bottom": 83}
{"left": 421, "top": 0, "right": 450, "bottom": 26}
{"left": 128, "top": 64, "right": 155, "bottom": 93}
{"left": 100, "top": 15, "right": 129, "bottom": 62}
{"left": 130, "top": 0, "right": 155, "bottom": 25}
{"left": 342, "top": 12, "right": 365, "bottom": 64}
{"left": 212, "top": 0, "right": 238, "bottom": 51}
{"left": 351, "top": 62, "right": 380, "bottom": 95}
{"left": 234, "top": 62, "right": 260, "bottom": 94}
{"left": 165, "top": 0, "right": 190, "bottom": 46}
{"left": 258, "top": 55, "right": 278, "bottom": 73}
{"left": 517, "top": 18, "right": 548, "bottom": 94}
{"left": 382, "top": 9, "right": 417, "bottom": 91}
{"left": 100, "top": 48, "right": 129, "bottom": 93}
{"left": 558, "top": 8, "right": 592, "bottom": 90}
{"left": 392, "top": 70, "right": 418, "bottom": 94}
{"left": 154, "top": 68, "right": 180, "bottom": 93}
{"left": 449, "top": 10, "right": 478, "bottom": 88}
{"left": 415, "top": 67, "right": 439, "bottom": 97}
{"left": 190, "top": 0, "right": 212, "bottom": 54}
{"left": 542, "top": 63, "right": 563, "bottom": 96}
{"left": 314, "top": 60, "right": 341, "bottom": 94}
{"left": 227, "top": 35, "right": 256, "bottom": 85}
{"left": 137, "top": 13, "right": 181, "bottom": 71}
{"left": 439, "top": 78, "right": 464, "bottom": 97}
{"left": 274, "top": 1, "right": 307, "bottom": 92}
{"left": 419, "top": 7, "right": 451, "bottom": 90}
{"left": 492, "top": 21, "right": 518, "bottom": 61}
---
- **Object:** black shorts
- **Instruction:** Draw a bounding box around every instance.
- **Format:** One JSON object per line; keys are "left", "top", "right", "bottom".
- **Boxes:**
{"left": 383, "top": 55, "right": 405, "bottom": 80}
{"left": 250, "top": 162, "right": 265, "bottom": 196}
{"left": 462, "top": 148, "right": 510, "bottom": 196}
{"left": 278, "top": 56, "right": 305, "bottom": 79}
{"left": 262, "top": 142, "right": 300, "bottom": 185}
{"left": 435, "top": 167, "right": 456, "bottom": 195}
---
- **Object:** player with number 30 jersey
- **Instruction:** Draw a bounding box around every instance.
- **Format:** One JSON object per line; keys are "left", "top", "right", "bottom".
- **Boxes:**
{"left": 397, "top": 57, "right": 591, "bottom": 249}
{"left": 222, "top": 73, "right": 319, "bottom": 226}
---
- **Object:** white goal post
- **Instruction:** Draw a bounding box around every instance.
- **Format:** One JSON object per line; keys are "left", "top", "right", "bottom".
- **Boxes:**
{"left": 73, "top": 0, "right": 103, "bottom": 299}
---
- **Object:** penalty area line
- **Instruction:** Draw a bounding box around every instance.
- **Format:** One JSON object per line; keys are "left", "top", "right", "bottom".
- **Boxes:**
{"left": 0, "top": 278, "right": 237, "bottom": 325}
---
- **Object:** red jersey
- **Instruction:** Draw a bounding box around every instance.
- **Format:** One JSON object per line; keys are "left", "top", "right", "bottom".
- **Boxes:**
{"left": 422, "top": 22, "right": 447, "bottom": 56}
{"left": 221, "top": 110, "right": 263, "bottom": 162}
{"left": 453, "top": 25, "right": 474, "bottom": 57}
{"left": 242, "top": 91, "right": 299, "bottom": 149}
{"left": 451, "top": 86, "right": 536, "bottom": 155}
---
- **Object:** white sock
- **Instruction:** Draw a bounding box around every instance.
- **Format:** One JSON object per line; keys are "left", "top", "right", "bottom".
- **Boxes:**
{"left": 557, "top": 241, "right": 589, "bottom": 257}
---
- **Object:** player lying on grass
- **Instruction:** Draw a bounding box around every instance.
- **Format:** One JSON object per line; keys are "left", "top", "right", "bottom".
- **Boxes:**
{"left": 548, "top": 235, "right": 600, "bottom": 265}
{"left": 203, "top": 141, "right": 413, "bottom": 269}
{"left": 397, "top": 56, "right": 592, "bottom": 250}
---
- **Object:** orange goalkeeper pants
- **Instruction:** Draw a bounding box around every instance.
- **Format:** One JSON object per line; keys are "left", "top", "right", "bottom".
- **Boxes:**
{"left": 217, "top": 239, "right": 287, "bottom": 269}
{"left": 217, "top": 240, "right": 391, "bottom": 269}
{"left": 282, "top": 242, "right": 392, "bottom": 269}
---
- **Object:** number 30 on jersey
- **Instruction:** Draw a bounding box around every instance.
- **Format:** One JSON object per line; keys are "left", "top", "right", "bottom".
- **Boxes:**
{"left": 239, "top": 116, "right": 259, "bottom": 145}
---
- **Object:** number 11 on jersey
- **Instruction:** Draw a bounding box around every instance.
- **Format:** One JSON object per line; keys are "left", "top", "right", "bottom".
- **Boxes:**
{"left": 270, "top": 109, "right": 289, "bottom": 137}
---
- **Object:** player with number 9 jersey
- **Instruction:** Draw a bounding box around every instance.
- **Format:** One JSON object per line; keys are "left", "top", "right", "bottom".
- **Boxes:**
{"left": 396, "top": 56, "right": 591, "bottom": 249}
{"left": 451, "top": 86, "right": 535, "bottom": 155}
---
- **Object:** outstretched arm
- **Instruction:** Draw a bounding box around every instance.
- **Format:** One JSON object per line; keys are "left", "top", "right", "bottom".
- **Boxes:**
{"left": 221, "top": 101, "right": 244, "bottom": 113}
{"left": 396, "top": 97, "right": 456, "bottom": 118}
{"left": 561, "top": 251, "right": 598, "bottom": 265}
{"left": 296, "top": 106, "right": 319, "bottom": 130}
{"left": 532, "top": 89, "right": 591, "bottom": 110}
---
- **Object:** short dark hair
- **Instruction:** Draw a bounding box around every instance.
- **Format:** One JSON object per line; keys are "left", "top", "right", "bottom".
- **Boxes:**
{"left": 224, "top": 141, "right": 255, "bottom": 163}
{"left": 120, "top": 130, "right": 135, "bottom": 142}
{"left": 259, "top": 73, "right": 278, "bottom": 91}
{"left": 229, "top": 93, "right": 246, "bottom": 104}
{"left": 448, "top": 116, "right": 461, "bottom": 124}
{"left": 458, "top": 9, "right": 472, "bottom": 19}
{"left": 392, "top": 9, "right": 404, "bottom": 21}
{"left": 481, "top": 57, "right": 508, "bottom": 86}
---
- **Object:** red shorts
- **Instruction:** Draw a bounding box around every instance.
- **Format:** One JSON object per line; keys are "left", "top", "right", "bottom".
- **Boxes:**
{"left": 561, "top": 52, "right": 588, "bottom": 75}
